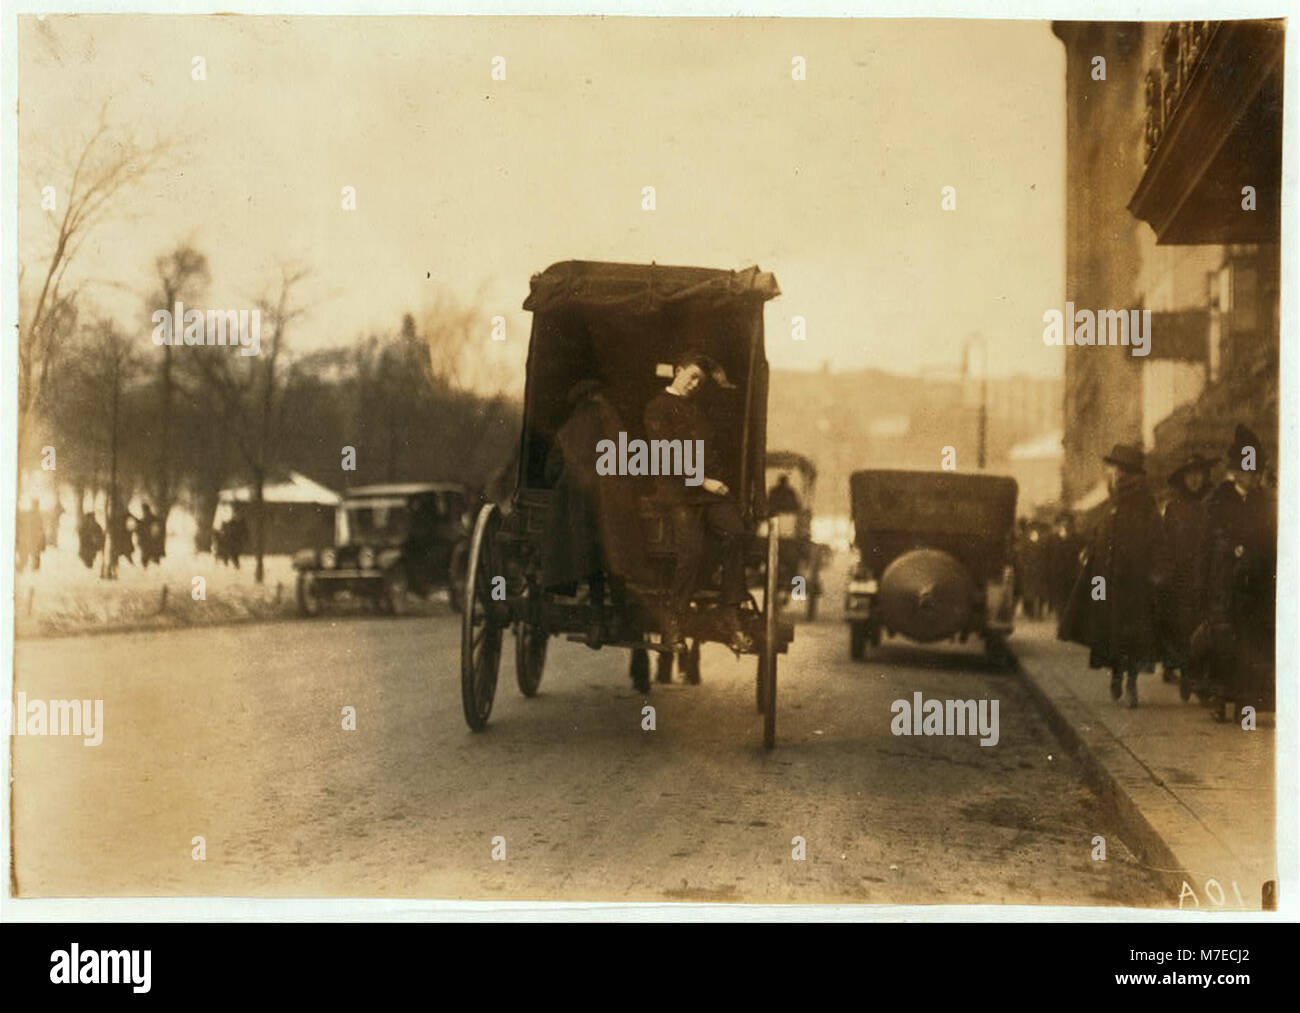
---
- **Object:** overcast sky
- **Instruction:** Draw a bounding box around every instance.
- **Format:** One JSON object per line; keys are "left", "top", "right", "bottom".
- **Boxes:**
{"left": 19, "top": 15, "right": 1065, "bottom": 394}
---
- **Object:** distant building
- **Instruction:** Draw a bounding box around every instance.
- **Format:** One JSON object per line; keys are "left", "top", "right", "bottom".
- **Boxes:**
{"left": 1009, "top": 430, "right": 1065, "bottom": 515}
{"left": 215, "top": 471, "right": 339, "bottom": 553}
{"left": 1051, "top": 20, "right": 1282, "bottom": 507}
{"left": 766, "top": 368, "right": 1062, "bottom": 520}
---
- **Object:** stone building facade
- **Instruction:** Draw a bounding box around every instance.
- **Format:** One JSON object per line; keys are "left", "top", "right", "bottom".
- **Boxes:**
{"left": 1051, "top": 20, "right": 1282, "bottom": 508}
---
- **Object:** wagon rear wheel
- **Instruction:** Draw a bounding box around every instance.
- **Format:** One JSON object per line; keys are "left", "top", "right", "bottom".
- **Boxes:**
{"left": 461, "top": 504, "right": 505, "bottom": 731}
{"left": 758, "top": 522, "right": 780, "bottom": 747}
{"left": 515, "top": 616, "right": 547, "bottom": 697}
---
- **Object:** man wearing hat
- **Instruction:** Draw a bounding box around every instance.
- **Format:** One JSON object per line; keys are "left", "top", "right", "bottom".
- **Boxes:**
{"left": 1156, "top": 450, "right": 1215, "bottom": 697}
{"left": 644, "top": 349, "right": 751, "bottom": 654}
{"left": 1061, "top": 443, "right": 1162, "bottom": 707}
{"left": 1196, "top": 425, "right": 1276, "bottom": 721}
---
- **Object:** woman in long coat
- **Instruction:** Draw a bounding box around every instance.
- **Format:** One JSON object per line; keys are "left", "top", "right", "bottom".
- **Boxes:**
{"left": 1156, "top": 453, "right": 1213, "bottom": 696}
{"left": 1196, "top": 425, "right": 1276, "bottom": 720}
{"left": 1059, "top": 443, "right": 1162, "bottom": 707}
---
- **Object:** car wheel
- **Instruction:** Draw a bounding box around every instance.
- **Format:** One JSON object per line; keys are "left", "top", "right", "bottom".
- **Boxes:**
{"left": 850, "top": 622, "right": 867, "bottom": 660}
{"left": 682, "top": 639, "right": 701, "bottom": 685}
{"left": 296, "top": 572, "right": 322, "bottom": 618}
{"left": 655, "top": 650, "right": 674, "bottom": 684}
{"left": 629, "top": 650, "right": 651, "bottom": 694}
{"left": 448, "top": 540, "right": 469, "bottom": 614}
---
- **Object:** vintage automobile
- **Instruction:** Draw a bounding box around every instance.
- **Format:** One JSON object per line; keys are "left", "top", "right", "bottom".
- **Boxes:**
{"left": 459, "top": 259, "right": 795, "bottom": 747}
{"left": 293, "top": 482, "right": 470, "bottom": 616}
{"left": 762, "top": 450, "right": 824, "bottom": 619}
{"left": 844, "top": 470, "right": 1018, "bottom": 663}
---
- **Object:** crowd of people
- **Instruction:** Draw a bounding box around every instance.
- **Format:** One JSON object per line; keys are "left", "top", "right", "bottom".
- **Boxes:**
{"left": 15, "top": 499, "right": 170, "bottom": 577}
{"left": 1042, "top": 425, "right": 1276, "bottom": 723}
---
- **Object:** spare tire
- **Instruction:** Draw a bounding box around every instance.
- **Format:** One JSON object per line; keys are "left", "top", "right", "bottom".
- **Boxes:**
{"left": 878, "top": 548, "right": 975, "bottom": 643}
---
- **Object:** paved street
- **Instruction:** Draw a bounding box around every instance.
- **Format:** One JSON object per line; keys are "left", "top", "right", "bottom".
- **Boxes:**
{"left": 13, "top": 554, "right": 1170, "bottom": 906}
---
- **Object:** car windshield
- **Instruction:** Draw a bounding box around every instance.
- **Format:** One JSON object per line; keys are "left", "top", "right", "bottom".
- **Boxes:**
{"left": 338, "top": 499, "right": 411, "bottom": 545}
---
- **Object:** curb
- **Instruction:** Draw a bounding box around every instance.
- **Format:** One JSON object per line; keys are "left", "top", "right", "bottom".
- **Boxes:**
{"left": 1009, "top": 643, "right": 1211, "bottom": 902}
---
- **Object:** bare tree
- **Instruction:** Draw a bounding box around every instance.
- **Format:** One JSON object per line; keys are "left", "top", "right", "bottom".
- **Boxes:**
{"left": 74, "top": 316, "right": 144, "bottom": 579}
{"left": 419, "top": 289, "right": 481, "bottom": 391}
{"left": 18, "top": 105, "right": 170, "bottom": 429}
{"left": 146, "top": 244, "right": 211, "bottom": 553}
{"left": 195, "top": 262, "right": 311, "bottom": 583}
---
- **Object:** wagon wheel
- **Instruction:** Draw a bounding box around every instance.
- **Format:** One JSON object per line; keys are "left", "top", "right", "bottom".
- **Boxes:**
{"left": 515, "top": 612, "right": 547, "bottom": 697}
{"left": 461, "top": 503, "right": 505, "bottom": 731}
{"left": 757, "top": 522, "right": 780, "bottom": 748}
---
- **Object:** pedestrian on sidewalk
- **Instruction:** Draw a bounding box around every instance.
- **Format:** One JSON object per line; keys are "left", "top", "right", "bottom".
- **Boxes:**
{"left": 1058, "top": 443, "right": 1162, "bottom": 708}
{"left": 1046, "top": 511, "right": 1083, "bottom": 618}
{"left": 1194, "top": 425, "right": 1276, "bottom": 723}
{"left": 1156, "top": 451, "right": 1213, "bottom": 699}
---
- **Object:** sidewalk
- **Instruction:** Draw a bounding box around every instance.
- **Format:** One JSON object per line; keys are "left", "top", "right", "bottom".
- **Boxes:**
{"left": 1011, "top": 619, "right": 1276, "bottom": 910}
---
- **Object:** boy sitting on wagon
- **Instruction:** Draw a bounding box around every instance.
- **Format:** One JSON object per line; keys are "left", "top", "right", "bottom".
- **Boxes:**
{"left": 643, "top": 350, "right": 753, "bottom": 654}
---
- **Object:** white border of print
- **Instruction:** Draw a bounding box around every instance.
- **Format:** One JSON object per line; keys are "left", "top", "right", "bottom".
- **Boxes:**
{"left": 1, "top": 0, "right": 1295, "bottom": 925}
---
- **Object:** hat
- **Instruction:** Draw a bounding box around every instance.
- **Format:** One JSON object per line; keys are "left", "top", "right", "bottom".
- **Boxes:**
{"left": 1167, "top": 451, "right": 1215, "bottom": 486}
{"left": 1102, "top": 443, "right": 1145, "bottom": 474}
{"left": 1227, "top": 424, "right": 1265, "bottom": 468}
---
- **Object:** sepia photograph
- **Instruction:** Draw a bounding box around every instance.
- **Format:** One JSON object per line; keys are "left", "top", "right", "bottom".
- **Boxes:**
{"left": 3, "top": 6, "right": 1289, "bottom": 919}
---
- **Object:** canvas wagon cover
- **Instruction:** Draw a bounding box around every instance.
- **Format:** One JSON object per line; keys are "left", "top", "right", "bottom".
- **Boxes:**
{"left": 524, "top": 261, "right": 779, "bottom": 315}
{"left": 518, "top": 260, "right": 780, "bottom": 519}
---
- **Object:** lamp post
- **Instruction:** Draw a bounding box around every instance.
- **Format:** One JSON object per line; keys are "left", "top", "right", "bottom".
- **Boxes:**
{"left": 962, "top": 334, "right": 989, "bottom": 470}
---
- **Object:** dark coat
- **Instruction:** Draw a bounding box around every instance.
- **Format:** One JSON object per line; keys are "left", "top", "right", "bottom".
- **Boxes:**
{"left": 642, "top": 389, "right": 721, "bottom": 505}
{"left": 1058, "top": 473, "right": 1161, "bottom": 672}
{"left": 1016, "top": 524, "right": 1052, "bottom": 606}
{"left": 78, "top": 516, "right": 104, "bottom": 569}
{"left": 1156, "top": 489, "right": 1208, "bottom": 667}
{"left": 541, "top": 394, "right": 651, "bottom": 589}
{"left": 1197, "top": 480, "right": 1276, "bottom": 707}
{"left": 1046, "top": 528, "right": 1083, "bottom": 615}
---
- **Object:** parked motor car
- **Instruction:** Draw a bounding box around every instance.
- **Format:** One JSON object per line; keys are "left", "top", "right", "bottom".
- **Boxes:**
{"left": 293, "top": 482, "right": 470, "bottom": 616}
{"left": 845, "top": 469, "right": 1018, "bottom": 664}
